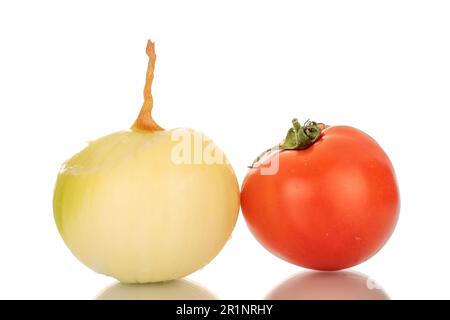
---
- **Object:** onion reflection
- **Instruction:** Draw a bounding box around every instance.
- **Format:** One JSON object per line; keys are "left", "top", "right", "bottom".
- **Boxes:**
{"left": 96, "top": 279, "right": 217, "bottom": 300}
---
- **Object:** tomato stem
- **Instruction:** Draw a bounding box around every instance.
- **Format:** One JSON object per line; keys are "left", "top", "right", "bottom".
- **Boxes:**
{"left": 280, "top": 118, "right": 323, "bottom": 150}
{"left": 132, "top": 40, "right": 164, "bottom": 132}
{"left": 249, "top": 118, "right": 325, "bottom": 168}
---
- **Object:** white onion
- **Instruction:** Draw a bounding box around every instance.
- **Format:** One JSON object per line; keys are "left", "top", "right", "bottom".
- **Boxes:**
{"left": 53, "top": 41, "right": 239, "bottom": 283}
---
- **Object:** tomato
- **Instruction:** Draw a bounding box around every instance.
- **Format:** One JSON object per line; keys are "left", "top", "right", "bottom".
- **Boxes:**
{"left": 241, "top": 122, "right": 400, "bottom": 271}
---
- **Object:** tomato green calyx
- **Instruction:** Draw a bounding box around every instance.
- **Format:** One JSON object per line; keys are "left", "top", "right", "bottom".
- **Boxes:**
{"left": 249, "top": 118, "right": 324, "bottom": 168}
{"left": 280, "top": 118, "right": 323, "bottom": 150}
{"left": 132, "top": 40, "right": 164, "bottom": 132}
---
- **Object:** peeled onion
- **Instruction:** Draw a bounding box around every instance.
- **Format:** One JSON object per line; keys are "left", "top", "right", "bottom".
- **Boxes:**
{"left": 53, "top": 41, "right": 240, "bottom": 283}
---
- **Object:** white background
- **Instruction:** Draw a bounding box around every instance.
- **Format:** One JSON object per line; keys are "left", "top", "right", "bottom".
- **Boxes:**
{"left": 0, "top": 0, "right": 449, "bottom": 299}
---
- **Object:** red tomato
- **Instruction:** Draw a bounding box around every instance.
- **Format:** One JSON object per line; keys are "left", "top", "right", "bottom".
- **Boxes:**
{"left": 241, "top": 125, "right": 400, "bottom": 271}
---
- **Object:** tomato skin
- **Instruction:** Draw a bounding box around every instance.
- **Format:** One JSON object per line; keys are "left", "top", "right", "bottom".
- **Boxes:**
{"left": 241, "top": 126, "right": 400, "bottom": 271}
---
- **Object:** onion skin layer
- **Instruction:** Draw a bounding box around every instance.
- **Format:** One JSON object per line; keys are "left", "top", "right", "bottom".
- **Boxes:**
{"left": 53, "top": 128, "right": 239, "bottom": 283}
